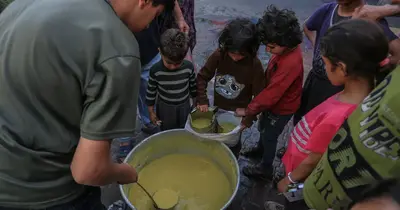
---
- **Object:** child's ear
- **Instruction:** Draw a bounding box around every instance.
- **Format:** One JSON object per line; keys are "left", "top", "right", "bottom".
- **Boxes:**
{"left": 338, "top": 61, "right": 348, "bottom": 77}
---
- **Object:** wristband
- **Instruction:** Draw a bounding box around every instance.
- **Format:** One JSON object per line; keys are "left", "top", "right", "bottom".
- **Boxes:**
{"left": 288, "top": 172, "right": 297, "bottom": 184}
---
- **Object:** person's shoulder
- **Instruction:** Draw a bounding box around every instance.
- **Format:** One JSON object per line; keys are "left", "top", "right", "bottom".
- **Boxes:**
{"left": 312, "top": 2, "right": 337, "bottom": 14}
{"left": 278, "top": 47, "right": 303, "bottom": 68}
{"left": 182, "top": 60, "right": 195, "bottom": 71}
{"left": 210, "top": 49, "right": 222, "bottom": 59}
{"left": 320, "top": 2, "right": 337, "bottom": 10}
{"left": 251, "top": 57, "right": 264, "bottom": 71}
{"left": 150, "top": 60, "right": 164, "bottom": 73}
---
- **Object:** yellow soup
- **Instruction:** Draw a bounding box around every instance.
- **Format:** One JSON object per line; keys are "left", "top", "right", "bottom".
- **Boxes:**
{"left": 128, "top": 154, "right": 232, "bottom": 210}
{"left": 219, "top": 122, "right": 236, "bottom": 133}
{"left": 191, "top": 118, "right": 212, "bottom": 129}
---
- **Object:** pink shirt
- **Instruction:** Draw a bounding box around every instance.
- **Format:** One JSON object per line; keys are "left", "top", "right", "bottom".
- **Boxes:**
{"left": 282, "top": 94, "right": 357, "bottom": 174}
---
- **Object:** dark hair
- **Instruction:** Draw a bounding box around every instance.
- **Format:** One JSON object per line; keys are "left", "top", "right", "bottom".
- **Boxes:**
{"left": 257, "top": 5, "right": 302, "bottom": 48}
{"left": 218, "top": 18, "right": 260, "bottom": 57}
{"left": 349, "top": 179, "right": 400, "bottom": 208}
{"left": 152, "top": 0, "right": 175, "bottom": 13}
{"left": 160, "top": 28, "right": 189, "bottom": 62}
{"left": 320, "top": 19, "right": 395, "bottom": 85}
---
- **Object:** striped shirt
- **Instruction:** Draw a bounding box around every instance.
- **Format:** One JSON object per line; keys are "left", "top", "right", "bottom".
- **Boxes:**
{"left": 146, "top": 60, "right": 196, "bottom": 106}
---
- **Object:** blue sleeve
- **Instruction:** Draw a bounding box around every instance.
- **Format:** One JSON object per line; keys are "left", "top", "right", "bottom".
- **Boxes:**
{"left": 306, "top": 3, "right": 335, "bottom": 31}
{"left": 378, "top": 19, "right": 398, "bottom": 42}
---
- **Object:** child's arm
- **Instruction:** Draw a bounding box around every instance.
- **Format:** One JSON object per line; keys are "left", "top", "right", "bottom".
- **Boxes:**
{"left": 246, "top": 57, "right": 302, "bottom": 117}
{"left": 241, "top": 59, "right": 266, "bottom": 127}
{"left": 303, "top": 3, "right": 333, "bottom": 47}
{"left": 196, "top": 50, "right": 220, "bottom": 106}
{"left": 145, "top": 68, "right": 159, "bottom": 124}
{"left": 189, "top": 63, "right": 197, "bottom": 98}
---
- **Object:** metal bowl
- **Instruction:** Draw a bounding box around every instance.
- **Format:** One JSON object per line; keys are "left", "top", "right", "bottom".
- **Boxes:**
{"left": 119, "top": 129, "right": 240, "bottom": 210}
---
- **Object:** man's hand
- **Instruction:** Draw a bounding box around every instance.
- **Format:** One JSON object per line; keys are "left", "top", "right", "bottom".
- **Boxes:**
{"left": 353, "top": 5, "right": 387, "bottom": 20}
{"left": 277, "top": 177, "right": 291, "bottom": 193}
{"left": 117, "top": 163, "right": 138, "bottom": 184}
{"left": 176, "top": 19, "right": 189, "bottom": 34}
{"left": 235, "top": 108, "right": 246, "bottom": 117}
{"left": 197, "top": 104, "right": 209, "bottom": 112}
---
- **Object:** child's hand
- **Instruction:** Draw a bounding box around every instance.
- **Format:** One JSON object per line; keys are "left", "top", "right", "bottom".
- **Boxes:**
{"left": 197, "top": 104, "right": 209, "bottom": 112}
{"left": 235, "top": 108, "right": 246, "bottom": 117}
{"left": 149, "top": 112, "right": 161, "bottom": 125}
{"left": 239, "top": 124, "right": 247, "bottom": 132}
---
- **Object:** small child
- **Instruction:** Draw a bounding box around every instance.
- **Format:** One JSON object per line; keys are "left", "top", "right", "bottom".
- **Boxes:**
{"left": 146, "top": 28, "right": 196, "bottom": 131}
{"left": 235, "top": 5, "right": 304, "bottom": 179}
{"left": 196, "top": 18, "right": 266, "bottom": 157}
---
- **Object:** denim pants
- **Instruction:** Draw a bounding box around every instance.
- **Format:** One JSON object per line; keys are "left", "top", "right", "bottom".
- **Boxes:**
{"left": 259, "top": 112, "right": 292, "bottom": 169}
{"left": 137, "top": 53, "right": 162, "bottom": 125}
{"left": 0, "top": 187, "right": 105, "bottom": 210}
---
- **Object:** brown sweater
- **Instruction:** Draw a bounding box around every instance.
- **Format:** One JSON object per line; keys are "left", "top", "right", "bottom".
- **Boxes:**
{"left": 196, "top": 50, "right": 266, "bottom": 127}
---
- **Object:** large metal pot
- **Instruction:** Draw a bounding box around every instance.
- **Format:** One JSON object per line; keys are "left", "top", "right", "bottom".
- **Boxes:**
{"left": 119, "top": 129, "right": 240, "bottom": 210}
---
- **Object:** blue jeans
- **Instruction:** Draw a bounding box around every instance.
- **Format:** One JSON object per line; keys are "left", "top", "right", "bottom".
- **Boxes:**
{"left": 138, "top": 53, "right": 162, "bottom": 125}
{"left": 0, "top": 187, "right": 105, "bottom": 210}
{"left": 259, "top": 112, "right": 292, "bottom": 169}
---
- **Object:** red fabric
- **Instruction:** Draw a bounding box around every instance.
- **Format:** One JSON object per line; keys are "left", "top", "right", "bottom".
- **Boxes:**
{"left": 246, "top": 46, "right": 304, "bottom": 116}
{"left": 282, "top": 94, "right": 357, "bottom": 174}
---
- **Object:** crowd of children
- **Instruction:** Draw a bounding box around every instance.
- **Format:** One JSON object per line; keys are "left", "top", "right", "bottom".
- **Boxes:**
{"left": 0, "top": 0, "right": 399, "bottom": 209}
{"left": 138, "top": 1, "right": 400, "bottom": 210}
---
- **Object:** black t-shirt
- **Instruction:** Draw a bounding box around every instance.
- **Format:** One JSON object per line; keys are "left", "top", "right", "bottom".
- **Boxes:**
{"left": 134, "top": 19, "right": 161, "bottom": 65}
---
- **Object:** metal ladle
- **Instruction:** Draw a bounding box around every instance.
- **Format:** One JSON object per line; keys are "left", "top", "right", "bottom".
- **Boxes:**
{"left": 136, "top": 183, "right": 179, "bottom": 210}
{"left": 135, "top": 182, "right": 159, "bottom": 209}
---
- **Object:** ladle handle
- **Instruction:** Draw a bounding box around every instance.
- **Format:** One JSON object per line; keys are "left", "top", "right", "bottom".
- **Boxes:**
{"left": 136, "top": 182, "right": 159, "bottom": 208}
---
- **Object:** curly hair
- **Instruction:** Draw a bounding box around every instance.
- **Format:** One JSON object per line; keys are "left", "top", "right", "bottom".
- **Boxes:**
{"left": 160, "top": 28, "right": 189, "bottom": 62}
{"left": 218, "top": 18, "right": 260, "bottom": 57}
{"left": 257, "top": 5, "right": 302, "bottom": 48}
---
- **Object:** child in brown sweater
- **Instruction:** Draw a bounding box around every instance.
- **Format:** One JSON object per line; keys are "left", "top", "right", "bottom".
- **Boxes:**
{"left": 196, "top": 18, "right": 266, "bottom": 156}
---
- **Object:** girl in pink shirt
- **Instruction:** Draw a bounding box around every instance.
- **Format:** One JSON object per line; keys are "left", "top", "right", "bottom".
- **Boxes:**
{"left": 277, "top": 19, "right": 394, "bottom": 194}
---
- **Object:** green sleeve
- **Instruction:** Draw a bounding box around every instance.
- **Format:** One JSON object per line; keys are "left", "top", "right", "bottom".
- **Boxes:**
{"left": 80, "top": 56, "right": 141, "bottom": 140}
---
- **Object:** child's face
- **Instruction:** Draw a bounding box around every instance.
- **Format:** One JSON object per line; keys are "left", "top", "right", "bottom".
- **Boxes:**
{"left": 228, "top": 52, "right": 246, "bottom": 62}
{"left": 322, "top": 56, "right": 347, "bottom": 86}
{"left": 265, "top": 43, "right": 286, "bottom": 55}
{"left": 162, "top": 56, "right": 183, "bottom": 70}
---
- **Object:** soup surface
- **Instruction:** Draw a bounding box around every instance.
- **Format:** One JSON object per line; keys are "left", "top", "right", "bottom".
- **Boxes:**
{"left": 128, "top": 154, "right": 232, "bottom": 210}
{"left": 218, "top": 122, "right": 236, "bottom": 133}
{"left": 191, "top": 118, "right": 212, "bottom": 129}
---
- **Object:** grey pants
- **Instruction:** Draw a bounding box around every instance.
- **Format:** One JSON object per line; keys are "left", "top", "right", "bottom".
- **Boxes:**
{"left": 156, "top": 99, "right": 191, "bottom": 131}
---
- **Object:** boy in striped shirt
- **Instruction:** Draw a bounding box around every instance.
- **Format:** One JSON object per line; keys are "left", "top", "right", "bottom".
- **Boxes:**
{"left": 146, "top": 28, "right": 196, "bottom": 131}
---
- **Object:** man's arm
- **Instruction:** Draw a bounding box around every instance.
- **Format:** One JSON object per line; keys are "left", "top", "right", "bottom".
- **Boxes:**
{"left": 173, "top": 0, "right": 189, "bottom": 33}
{"left": 71, "top": 138, "right": 137, "bottom": 185}
{"left": 71, "top": 56, "right": 141, "bottom": 186}
{"left": 353, "top": 3, "right": 400, "bottom": 20}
